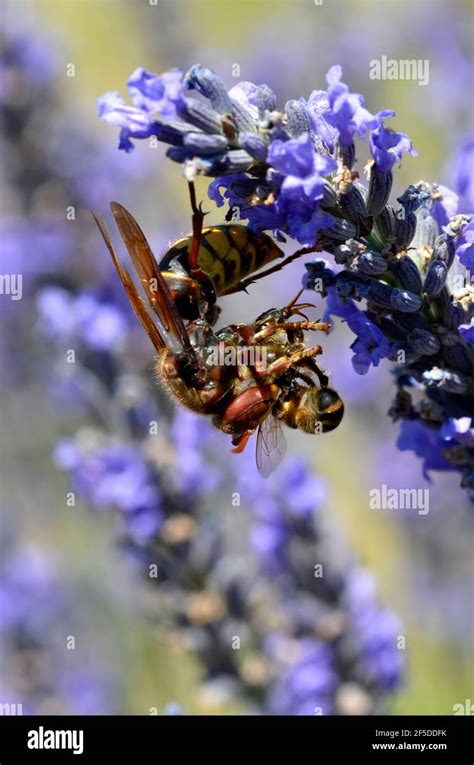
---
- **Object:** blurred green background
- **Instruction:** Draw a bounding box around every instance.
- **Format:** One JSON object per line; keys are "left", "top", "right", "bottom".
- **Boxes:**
{"left": 2, "top": 0, "right": 473, "bottom": 714}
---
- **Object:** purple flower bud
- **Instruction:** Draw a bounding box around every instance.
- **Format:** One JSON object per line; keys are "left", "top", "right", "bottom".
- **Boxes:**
{"left": 390, "top": 256, "right": 422, "bottom": 293}
{"left": 367, "top": 281, "right": 421, "bottom": 312}
{"left": 366, "top": 165, "right": 393, "bottom": 218}
{"left": 390, "top": 288, "right": 423, "bottom": 312}
{"left": 353, "top": 252, "right": 388, "bottom": 275}
{"left": 442, "top": 342, "right": 473, "bottom": 375}
{"left": 394, "top": 212, "right": 417, "bottom": 250}
{"left": 285, "top": 99, "right": 311, "bottom": 137}
{"left": 227, "top": 82, "right": 258, "bottom": 119}
{"left": 397, "top": 185, "right": 430, "bottom": 215}
{"left": 390, "top": 311, "right": 429, "bottom": 333}
{"left": 149, "top": 123, "right": 182, "bottom": 146}
{"left": 333, "top": 240, "right": 360, "bottom": 264}
{"left": 184, "top": 65, "right": 232, "bottom": 114}
{"left": 375, "top": 206, "right": 396, "bottom": 243}
{"left": 337, "top": 278, "right": 370, "bottom": 302}
{"left": 444, "top": 213, "right": 471, "bottom": 239}
{"left": 432, "top": 234, "right": 455, "bottom": 269}
{"left": 303, "top": 259, "right": 337, "bottom": 292}
{"left": 407, "top": 329, "right": 441, "bottom": 355}
{"left": 423, "top": 260, "right": 449, "bottom": 298}
{"left": 305, "top": 89, "right": 338, "bottom": 151}
{"left": 239, "top": 132, "right": 268, "bottom": 162}
{"left": 439, "top": 291, "right": 463, "bottom": 329}
{"left": 256, "top": 84, "right": 277, "bottom": 115}
{"left": 180, "top": 98, "right": 224, "bottom": 134}
{"left": 230, "top": 97, "right": 257, "bottom": 133}
{"left": 210, "top": 149, "right": 255, "bottom": 174}
{"left": 412, "top": 209, "right": 438, "bottom": 250}
{"left": 321, "top": 180, "right": 338, "bottom": 209}
{"left": 338, "top": 184, "right": 369, "bottom": 226}
{"left": 153, "top": 119, "right": 195, "bottom": 145}
{"left": 325, "top": 217, "right": 358, "bottom": 241}
{"left": 183, "top": 132, "right": 228, "bottom": 155}
{"left": 166, "top": 146, "right": 214, "bottom": 166}
{"left": 340, "top": 141, "right": 356, "bottom": 169}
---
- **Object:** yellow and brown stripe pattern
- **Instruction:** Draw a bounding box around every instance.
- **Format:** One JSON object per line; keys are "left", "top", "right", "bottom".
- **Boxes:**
{"left": 160, "top": 225, "right": 284, "bottom": 295}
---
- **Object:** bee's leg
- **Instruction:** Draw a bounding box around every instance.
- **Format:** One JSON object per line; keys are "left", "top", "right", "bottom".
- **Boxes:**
{"left": 300, "top": 357, "right": 330, "bottom": 388}
{"left": 220, "top": 244, "right": 319, "bottom": 296}
{"left": 253, "top": 320, "right": 331, "bottom": 343}
{"left": 255, "top": 345, "right": 323, "bottom": 379}
{"left": 296, "top": 370, "right": 316, "bottom": 387}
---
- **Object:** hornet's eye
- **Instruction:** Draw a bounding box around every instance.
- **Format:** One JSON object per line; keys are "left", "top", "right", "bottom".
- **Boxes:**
{"left": 318, "top": 388, "right": 339, "bottom": 410}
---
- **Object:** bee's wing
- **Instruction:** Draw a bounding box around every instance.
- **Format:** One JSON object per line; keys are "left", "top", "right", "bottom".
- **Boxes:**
{"left": 256, "top": 411, "right": 287, "bottom": 478}
{"left": 93, "top": 212, "right": 166, "bottom": 352}
{"left": 108, "top": 201, "right": 196, "bottom": 358}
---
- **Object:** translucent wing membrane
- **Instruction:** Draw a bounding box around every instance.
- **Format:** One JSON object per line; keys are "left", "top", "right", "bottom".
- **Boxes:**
{"left": 93, "top": 204, "right": 200, "bottom": 369}
{"left": 93, "top": 212, "right": 165, "bottom": 352}
{"left": 109, "top": 202, "right": 195, "bottom": 356}
{"left": 256, "top": 412, "right": 287, "bottom": 478}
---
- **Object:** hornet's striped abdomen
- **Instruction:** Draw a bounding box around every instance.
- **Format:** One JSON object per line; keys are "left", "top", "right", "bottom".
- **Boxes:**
{"left": 159, "top": 225, "right": 284, "bottom": 295}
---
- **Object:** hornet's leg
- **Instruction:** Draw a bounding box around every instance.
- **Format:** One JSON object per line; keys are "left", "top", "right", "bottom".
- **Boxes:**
{"left": 187, "top": 181, "right": 217, "bottom": 311}
{"left": 220, "top": 244, "right": 321, "bottom": 296}
{"left": 188, "top": 181, "right": 205, "bottom": 271}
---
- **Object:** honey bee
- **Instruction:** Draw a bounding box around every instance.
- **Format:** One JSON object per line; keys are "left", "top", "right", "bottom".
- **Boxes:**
{"left": 94, "top": 193, "right": 343, "bottom": 477}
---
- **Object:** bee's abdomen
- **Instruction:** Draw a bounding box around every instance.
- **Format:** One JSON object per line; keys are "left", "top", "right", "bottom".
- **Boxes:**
{"left": 160, "top": 225, "right": 283, "bottom": 294}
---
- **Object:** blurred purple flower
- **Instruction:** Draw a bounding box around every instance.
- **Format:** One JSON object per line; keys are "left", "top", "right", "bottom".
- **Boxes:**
{"left": 455, "top": 218, "right": 474, "bottom": 270}
{"left": 266, "top": 639, "right": 336, "bottom": 715}
{"left": 37, "top": 287, "right": 128, "bottom": 351}
{"left": 345, "top": 570, "right": 403, "bottom": 690}
{"left": 171, "top": 410, "right": 222, "bottom": 495}
{"left": 0, "top": 545, "right": 118, "bottom": 713}
{"left": 0, "top": 549, "right": 62, "bottom": 634}
{"left": 0, "top": 20, "right": 55, "bottom": 90}
{"left": 54, "top": 440, "right": 163, "bottom": 543}
{"left": 431, "top": 184, "right": 459, "bottom": 230}
{"left": 452, "top": 139, "right": 474, "bottom": 213}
